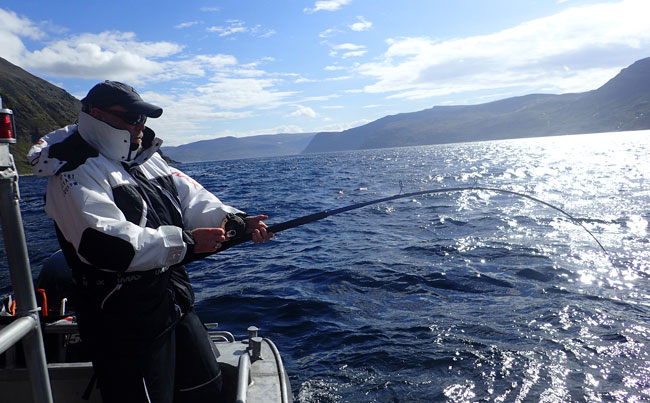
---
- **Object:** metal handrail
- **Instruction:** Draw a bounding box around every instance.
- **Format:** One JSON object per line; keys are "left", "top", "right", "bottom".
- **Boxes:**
{"left": 235, "top": 351, "right": 251, "bottom": 403}
{"left": 263, "top": 338, "right": 291, "bottom": 403}
{"left": 208, "top": 329, "right": 236, "bottom": 343}
{"left": 0, "top": 98, "right": 54, "bottom": 402}
{"left": 0, "top": 316, "right": 38, "bottom": 355}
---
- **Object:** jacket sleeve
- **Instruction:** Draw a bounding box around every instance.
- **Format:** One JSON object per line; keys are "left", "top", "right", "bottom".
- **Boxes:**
{"left": 169, "top": 166, "right": 245, "bottom": 230}
{"left": 45, "top": 164, "right": 187, "bottom": 272}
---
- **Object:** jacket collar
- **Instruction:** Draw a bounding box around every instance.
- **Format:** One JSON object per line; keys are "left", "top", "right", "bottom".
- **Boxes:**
{"left": 77, "top": 111, "right": 163, "bottom": 164}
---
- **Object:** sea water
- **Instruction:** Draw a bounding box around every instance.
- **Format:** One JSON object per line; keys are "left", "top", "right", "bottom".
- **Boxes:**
{"left": 1, "top": 130, "right": 649, "bottom": 402}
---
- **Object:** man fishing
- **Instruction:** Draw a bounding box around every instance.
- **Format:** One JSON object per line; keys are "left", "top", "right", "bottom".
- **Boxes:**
{"left": 28, "top": 80, "right": 272, "bottom": 402}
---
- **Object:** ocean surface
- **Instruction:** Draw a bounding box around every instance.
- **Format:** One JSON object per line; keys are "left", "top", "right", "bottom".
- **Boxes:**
{"left": 1, "top": 130, "right": 650, "bottom": 402}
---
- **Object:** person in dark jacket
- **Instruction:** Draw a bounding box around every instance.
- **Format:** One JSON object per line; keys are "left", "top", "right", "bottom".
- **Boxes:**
{"left": 28, "top": 80, "right": 272, "bottom": 402}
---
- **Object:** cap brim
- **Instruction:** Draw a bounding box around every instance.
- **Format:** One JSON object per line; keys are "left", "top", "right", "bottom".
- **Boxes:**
{"left": 129, "top": 100, "right": 163, "bottom": 118}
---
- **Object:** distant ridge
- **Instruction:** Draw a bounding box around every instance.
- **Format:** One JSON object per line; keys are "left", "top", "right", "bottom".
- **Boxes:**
{"left": 0, "top": 57, "right": 80, "bottom": 173}
{"left": 161, "top": 132, "right": 316, "bottom": 163}
{"left": 303, "top": 57, "right": 650, "bottom": 153}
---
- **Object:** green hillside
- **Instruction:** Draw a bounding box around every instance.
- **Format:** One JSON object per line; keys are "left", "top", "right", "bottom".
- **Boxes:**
{"left": 0, "top": 57, "right": 80, "bottom": 174}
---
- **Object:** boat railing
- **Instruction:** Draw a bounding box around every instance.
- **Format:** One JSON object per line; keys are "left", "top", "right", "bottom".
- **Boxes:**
{"left": 263, "top": 337, "right": 290, "bottom": 403}
{"left": 235, "top": 350, "right": 251, "bottom": 403}
{"left": 206, "top": 323, "right": 236, "bottom": 343}
{"left": 0, "top": 97, "right": 54, "bottom": 402}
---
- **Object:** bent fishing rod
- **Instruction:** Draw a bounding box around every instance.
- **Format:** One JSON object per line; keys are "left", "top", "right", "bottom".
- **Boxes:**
{"left": 214, "top": 185, "right": 608, "bottom": 256}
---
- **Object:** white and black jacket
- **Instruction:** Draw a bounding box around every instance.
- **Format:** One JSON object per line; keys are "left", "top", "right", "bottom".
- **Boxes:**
{"left": 29, "top": 112, "right": 243, "bottom": 274}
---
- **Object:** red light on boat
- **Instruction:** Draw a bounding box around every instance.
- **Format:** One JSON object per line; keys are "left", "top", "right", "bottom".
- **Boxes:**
{"left": 0, "top": 109, "right": 16, "bottom": 144}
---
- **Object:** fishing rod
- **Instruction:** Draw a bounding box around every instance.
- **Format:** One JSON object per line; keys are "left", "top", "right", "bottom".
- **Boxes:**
{"left": 215, "top": 185, "right": 608, "bottom": 256}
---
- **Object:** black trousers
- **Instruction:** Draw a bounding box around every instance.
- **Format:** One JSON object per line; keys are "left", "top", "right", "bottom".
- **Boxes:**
{"left": 90, "top": 311, "right": 222, "bottom": 403}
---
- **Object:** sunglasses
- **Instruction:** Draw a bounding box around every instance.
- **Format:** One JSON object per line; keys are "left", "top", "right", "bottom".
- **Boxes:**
{"left": 102, "top": 109, "right": 147, "bottom": 126}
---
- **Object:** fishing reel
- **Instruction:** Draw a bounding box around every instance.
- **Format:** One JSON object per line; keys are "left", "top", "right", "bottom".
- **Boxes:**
{"left": 220, "top": 213, "right": 247, "bottom": 240}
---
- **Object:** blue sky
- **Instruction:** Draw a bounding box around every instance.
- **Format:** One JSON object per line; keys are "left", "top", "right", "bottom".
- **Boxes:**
{"left": 1, "top": 0, "right": 649, "bottom": 146}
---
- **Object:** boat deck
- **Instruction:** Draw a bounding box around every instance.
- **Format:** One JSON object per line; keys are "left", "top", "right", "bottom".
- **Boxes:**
{"left": 0, "top": 321, "right": 291, "bottom": 403}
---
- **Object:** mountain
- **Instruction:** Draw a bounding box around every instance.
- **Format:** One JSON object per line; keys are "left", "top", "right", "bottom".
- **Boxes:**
{"left": 3, "top": 56, "right": 650, "bottom": 170}
{"left": 303, "top": 57, "right": 650, "bottom": 153}
{"left": 0, "top": 57, "right": 80, "bottom": 174}
{"left": 161, "top": 132, "right": 316, "bottom": 163}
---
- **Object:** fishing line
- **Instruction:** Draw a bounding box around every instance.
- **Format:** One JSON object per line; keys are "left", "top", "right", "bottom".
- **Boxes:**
{"left": 215, "top": 185, "right": 608, "bottom": 256}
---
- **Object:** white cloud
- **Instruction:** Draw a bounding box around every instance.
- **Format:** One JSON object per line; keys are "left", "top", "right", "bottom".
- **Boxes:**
{"left": 0, "top": 8, "right": 45, "bottom": 66}
{"left": 0, "top": 21, "right": 248, "bottom": 84}
{"left": 257, "top": 29, "right": 277, "bottom": 38}
{"left": 319, "top": 27, "right": 342, "bottom": 38}
{"left": 349, "top": 16, "right": 372, "bottom": 32}
{"left": 295, "top": 74, "right": 352, "bottom": 84}
{"left": 195, "top": 78, "right": 297, "bottom": 110}
{"left": 207, "top": 20, "right": 247, "bottom": 37}
{"left": 194, "top": 54, "right": 238, "bottom": 69}
{"left": 65, "top": 31, "right": 181, "bottom": 58}
{"left": 329, "top": 42, "right": 367, "bottom": 58}
{"left": 0, "top": 26, "right": 192, "bottom": 82}
{"left": 357, "top": 0, "right": 650, "bottom": 100}
{"left": 304, "top": 0, "right": 352, "bottom": 13}
{"left": 341, "top": 51, "right": 366, "bottom": 59}
{"left": 23, "top": 40, "right": 167, "bottom": 82}
{"left": 299, "top": 94, "right": 341, "bottom": 102}
{"left": 328, "top": 75, "right": 353, "bottom": 81}
{"left": 0, "top": 8, "right": 43, "bottom": 39}
{"left": 152, "top": 54, "right": 239, "bottom": 82}
{"left": 242, "top": 56, "right": 276, "bottom": 68}
{"left": 287, "top": 105, "right": 318, "bottom": 118}
{"left": 320, "top": 15, "right": 370, "bottom": 39}
{"left": 19, "top": 32, "right": 192, "bottom": 83}
{"left": 333, "top": 43, "right": 364, "bottom": 51}
{"left": 295, "top": 77, "right": 317, "bottom": 83}
{"left": 175, "top": 21, "right": 199, "bottom": 29}
{"left": 207, "top": 20, "right": 275, "bottom": 38}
